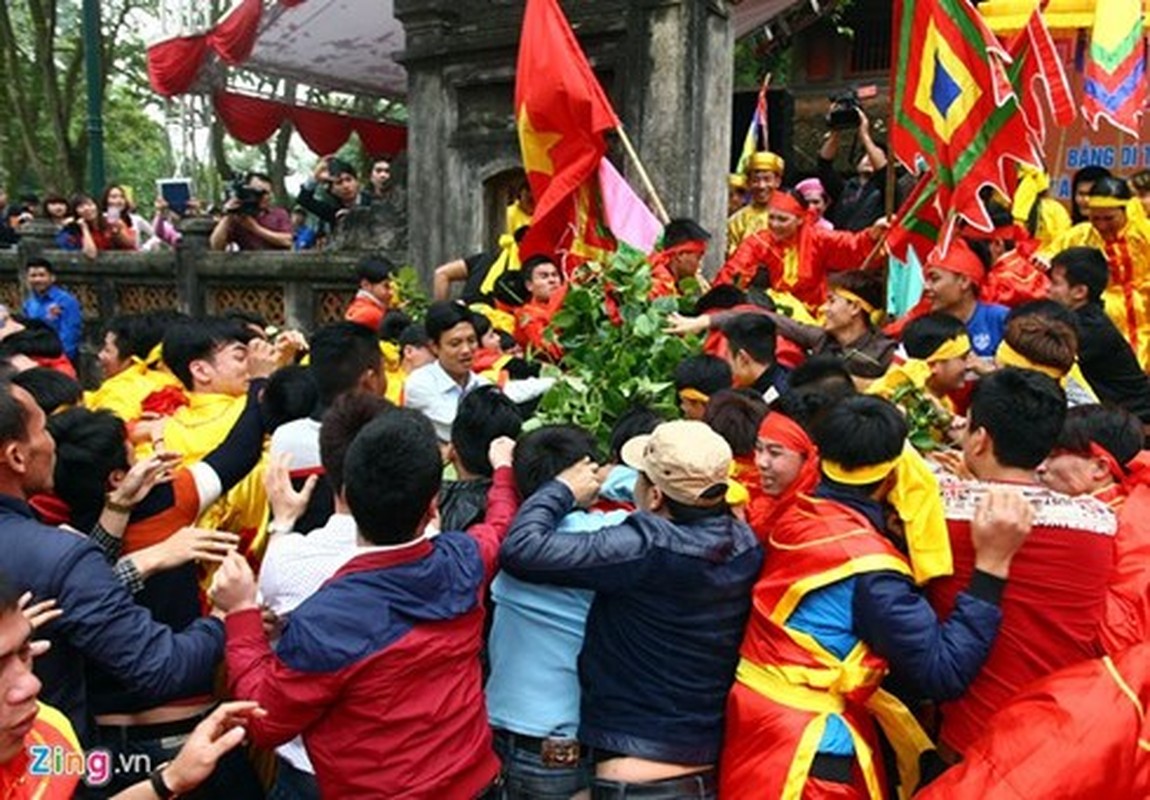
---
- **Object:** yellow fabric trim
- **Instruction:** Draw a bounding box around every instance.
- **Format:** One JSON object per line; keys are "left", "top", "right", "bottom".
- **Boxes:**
{"left": 823, "top": 458, "right": 899, "bottom": 485}
{"left": 928, "top": 333, "right": 972, "bottom": 363}
{"left": 1087, "top": 196, "right": 1131, "bottom": 209}
{"left": 479, "top": 234, "right": 521, "bottom": 296}
{"left": 1067, "top": 361, "right": 1099, "bottom": 402}
{"left": 781, "top": 715, "right": 829, "bottom": 800}
{"left": 1138, "top": 739, "right": 1150, "bottom": 752}
{"left": 678, "top": 388, "right": 710, "bottom": 404}
{"left": 834, "top": 289, "right": 884, "bottom": 326}
{"left": 782, "top": 247, "right": 800, "bottom": 289}
{"left": 994, "top": 341, "right": 1066, "bottom": 380}
{"left": 886, "top": 442, "right": 953, "bottom": 583}
{"left": 35, "top": 701, "right": 81, "bottom": 751}
{"left": 770, "top": 553, "right": 913, "bottom": 625}
{"left": 865, "top": 359, "right": 934, "bottom": 400}
{"left": 1104, "top": 655, "right": 1145, "bottom": 720}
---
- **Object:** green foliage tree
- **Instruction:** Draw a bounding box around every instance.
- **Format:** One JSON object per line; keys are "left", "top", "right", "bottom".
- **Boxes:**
{"left": 535, "top": 250, "right": 699, "bottom": 450}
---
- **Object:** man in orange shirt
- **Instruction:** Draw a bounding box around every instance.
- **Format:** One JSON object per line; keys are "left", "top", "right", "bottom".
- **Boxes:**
{"left": 344, "top": 256, "right": 397, "bottom": 332}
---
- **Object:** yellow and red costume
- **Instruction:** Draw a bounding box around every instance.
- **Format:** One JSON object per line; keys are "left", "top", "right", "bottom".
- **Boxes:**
{"left": 1, "top": 702, "right": 82, "bottom": 800}
{"left": 720, "top": 493, "right": 935, "bottom": 799}
{"left": 85, "top": 348, "right": 182, "bottom": 425}
{"left": 726, "top": 151, "right": 785, "bottom": 256}
{"left": 648, "top": 240, "right": 708, "bottom": 298}
{"left": 917, "top": 642, "right": 1150, "bottom": 800}
{"left": 1051, "top": 213, "right": 1150, "bottom": 369}
{"left": 717, "top": 193, "right": 878, "bottom": 312}
{"left": 514, "top": 285, "right": 567, "bottom": 362}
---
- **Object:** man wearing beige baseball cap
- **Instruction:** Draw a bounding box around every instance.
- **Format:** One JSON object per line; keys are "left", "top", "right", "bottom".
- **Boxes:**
{"left": 500, "top": 420, "right": 763, "bottom": 800}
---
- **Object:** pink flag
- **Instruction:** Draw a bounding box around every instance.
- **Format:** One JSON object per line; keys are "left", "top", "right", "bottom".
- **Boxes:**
{"left": 598, "top": 158, "right": 662, "bottom": 252}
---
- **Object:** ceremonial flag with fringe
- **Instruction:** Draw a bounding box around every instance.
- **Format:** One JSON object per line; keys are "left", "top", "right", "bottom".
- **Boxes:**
{"left": 515, "top": 0, "right": 620, "bottom": 261}
{"left": 892, "top": 0, "right": 1042, "bottom": 243}
{"left": 1082, "top": 0, "right": 1147, "bottom": 135}
{"left": 737, "top": 75, "right": 771, "bottom": 173}
{"left": 1006, "top": 7, "right": 1077, "bottom": 143}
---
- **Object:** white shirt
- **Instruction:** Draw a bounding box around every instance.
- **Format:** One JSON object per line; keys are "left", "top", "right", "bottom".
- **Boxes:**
{"left": 258, "top": 513, "right": 360, "bottom": 773}
{"left": 402, "top": 360, "right": 490, "bottom": 441}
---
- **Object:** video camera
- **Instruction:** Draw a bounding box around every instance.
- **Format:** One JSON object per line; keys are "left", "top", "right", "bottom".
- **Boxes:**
{"left": 826, "top": 89, "right": 863, "bottom": 131}
{"left": 225, "top": 180, "right": 265, "bottom": 216}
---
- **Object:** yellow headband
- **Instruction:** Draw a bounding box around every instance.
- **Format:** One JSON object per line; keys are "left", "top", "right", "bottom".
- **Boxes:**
{"left": 994, "top": 341, "right": 1067, "bottom": 380}
{"left": 678, "top": 388, "right": 710, "bottom": 404}
{"left": 1086, "top": 196, "right": 1130, "bottom": 209}
{"left": 822, "top": 457, "right": 899, "bottom": 485}
{"left": 833, "top": 289, "right": 884, "bottom": 326}
{"left": 824, "top": 442, "right": 953, "bottom": 584}
{"left": 927, "top": 334, "right": 972, "bottom": 363}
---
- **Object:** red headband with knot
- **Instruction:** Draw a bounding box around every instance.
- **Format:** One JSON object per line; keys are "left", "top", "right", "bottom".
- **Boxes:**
{"left": 747, "top": 412, "right": 820, "bottom": 540}
{"left": 926, "top": 238, "right": 986, "bottom": 286}
{"left": 769, "top": 191, "right": 806, "bottom": 218}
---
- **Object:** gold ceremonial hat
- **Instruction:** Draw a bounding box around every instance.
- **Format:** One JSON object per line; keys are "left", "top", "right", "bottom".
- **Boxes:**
{"left": 747, "top": 151, "right": 784, "bottom": 175}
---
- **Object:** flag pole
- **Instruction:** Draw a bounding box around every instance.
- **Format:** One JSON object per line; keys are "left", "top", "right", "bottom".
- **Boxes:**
{"left": 862, "top": 170, "right": 935, "bottom": 268}
{"left": 615, "top": 123, "right": 671, "bottom": 224}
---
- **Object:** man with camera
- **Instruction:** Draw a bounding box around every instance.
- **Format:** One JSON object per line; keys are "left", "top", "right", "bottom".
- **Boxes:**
{"left": 296, "top": 156, "right": 372, "bottom": 235}
{"left": 817, "top": 99, "right": 891, "bottom": 232}
{"left": 209, "top": 172, "right": 293, "bottom": 251}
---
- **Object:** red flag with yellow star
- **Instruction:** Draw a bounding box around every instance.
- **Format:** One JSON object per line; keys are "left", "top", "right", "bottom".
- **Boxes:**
{"left": 515, "top": 0, "right": 620, "bottom": 262}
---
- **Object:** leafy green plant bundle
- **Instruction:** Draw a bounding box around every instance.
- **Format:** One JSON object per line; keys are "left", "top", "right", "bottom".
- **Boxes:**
{"left": 890, "top": 381, "right": 953, "bottom": 452}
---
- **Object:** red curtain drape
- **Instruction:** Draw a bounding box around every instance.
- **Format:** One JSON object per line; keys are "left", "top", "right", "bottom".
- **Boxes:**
{"left": 213, "top": 91, "right": 408, "bottom": 156}
{"left": 146, "top": 0, "right": 264, "bottom": 97}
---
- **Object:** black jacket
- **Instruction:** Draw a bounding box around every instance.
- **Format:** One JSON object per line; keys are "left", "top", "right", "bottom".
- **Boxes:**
{"left": 1074, "top": 301, "right": 1150, "bottom": 423}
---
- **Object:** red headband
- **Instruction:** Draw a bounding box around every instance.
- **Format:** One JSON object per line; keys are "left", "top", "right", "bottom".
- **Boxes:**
{"left": 769, "top": 192, "right": 806, "bottom": 218}
{"left": 1090, "top": 442, "right": 1150, "bottom": 491}
{"left": 926, "top": 239, "right": 985, "bottom": 285}
{"left": 758, "top": 412, "right": 816, "bottom": 459}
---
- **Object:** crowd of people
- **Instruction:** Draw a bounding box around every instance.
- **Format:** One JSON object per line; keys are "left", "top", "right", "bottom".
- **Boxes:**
{"left": 0, "top": 155, "right": 395, "bottom": 257}
{"left": 2, "top": 118, "right": 1150, "bottom": 800}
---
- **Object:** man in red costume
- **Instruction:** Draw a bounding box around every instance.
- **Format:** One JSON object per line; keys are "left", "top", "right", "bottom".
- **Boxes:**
{"left": 918, "top": 642, "right": 1150, "bottom": 800}
{"left": 648, "top": 218, "right": 710, "bottom": 298}
{"left": 715, "top": 189, "right": 883, "bottom": 312}
{"left": 721, "top": 394, "right": 1030, "bottom": 799}
{"left": 1037, "top": 404, "right": 1150, "bottom": 654}
{"left": 514, "top": 255, "right": 566, "bottom": 361}
{"left": 965, "top": 203, "right": 1049, "bottom": 309}
{"left": 745, "top": 399, "right": 821, "bottom": 541}
{"left": 930, "top": 369, "right": 1116, "bottom": 759}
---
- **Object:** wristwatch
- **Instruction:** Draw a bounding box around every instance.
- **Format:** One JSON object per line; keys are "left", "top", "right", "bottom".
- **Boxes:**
{"left": 149, "top": 763, "right": 177, "bottom": 799}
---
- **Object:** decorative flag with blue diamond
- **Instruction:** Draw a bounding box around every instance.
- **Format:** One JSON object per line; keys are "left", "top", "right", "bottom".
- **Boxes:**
{"left": 892, "top": 0, "right": 1043, "bottom": 243}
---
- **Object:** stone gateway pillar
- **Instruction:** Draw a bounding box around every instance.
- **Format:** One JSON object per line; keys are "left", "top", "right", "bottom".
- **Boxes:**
{"left": 394, "top": 0, "right": 734, "bottom": 278}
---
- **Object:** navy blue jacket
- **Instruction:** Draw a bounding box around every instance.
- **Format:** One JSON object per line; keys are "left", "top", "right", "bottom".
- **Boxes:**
{"left": 0, "top": 494, "right": 223, "bottom": 742}
{"left": 500, "top": 481, "right": 763, "bottom": 765}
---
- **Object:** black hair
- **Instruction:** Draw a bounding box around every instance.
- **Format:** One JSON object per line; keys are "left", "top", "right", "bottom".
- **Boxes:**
{"left": 1071, "top": 165, "right": 1113, "bottom": 223}
{"left": 1005, "top": 299, "right": 1080, "bottom": 333}
{"left": 0, "top": 322, "right": 63, "bottom": 360}
{"left": 1055, "top": 404, "right": 1144, "bottom": 467}
{"left": 964, "top": 238, "right": 995, "bottom": 270}
{"left": 663, "top": 218, "right": 711, "bottom": 247}
{"left": 223, "top": 309, "right": 269, "bottom": 333}
{"left": 813, "top": 396, "right": 907, "bottom": 492}
{"left": 902, "top": 312, "right": 968, "bottom": 359}
{"left": 694, "top": 284, "right": 747, "bottom": 316}
{"left": 308, "top": 322, "right": 382, "bottom": 410}
{"left": 722, "top": 313, "right": 777, "bottom": 365}
{"left": 1051, "top": 246, "right": 1109, "bottom": 304}
{"left": 0, "top": 380, "right": 29, "bottom": 444}
{"left": 161, "top": 317, "right": 252, "bottom": 390}
{"left": 450, "top": 386, "right": 523, "bottom": 477}
{"left": 46, "top": 408, "right": 129, "bottom": 530}
{"left": 1089, "top": 175, "right": 1133, "bottom": 202}
{"left": 399, "top": 323, "right": 431, "bottom": 349}
{"left": 261, "top": 365, "right": 318, "bottom": 431}
{"left": 342, "top": 407, "right": 441, "bottom": 545}
{"left": 13, "top": 368, "right": 81, "bottom": 415}
{"left": 471, "top": 313, "right": 493, "bottom": 341}
{"left": 355, "top": 256, "right": 397, "bottom": 284}
{"left": 673, "top": 354, "right": 733, "bottom": 396}
{"left": 828, "top": 269, "right": 887, "bottom": 320}
{"left": 969, "top": 367, "right": 1066, "bottom": 469}
{"left": 425, "top": 300, "right": 476, "bottom": 344}
{"left": 319, "top": 392, "right": 392, "bottom": 495}
{"left": 379, "top": 309, "right": 413, "bottom": 343}
{"left": 788, "top": 355, "right": 857, "bottom": 394}
{"left": 774, "top": 385, "right": 851, "bottom": 432}
{"left": 703, "top": 389, "right": 769, "bottom": 457}
{"left": 24, "top": 256, "right": 54, "bottom": 273}
{"left": 513, "top": 425, "right": 600, "bottom": 498}
{"left": 609, "top": 405, "right": 662, "bottom": 462}
{"left": 521, "top": 255, "right": 559, "bottom": 283}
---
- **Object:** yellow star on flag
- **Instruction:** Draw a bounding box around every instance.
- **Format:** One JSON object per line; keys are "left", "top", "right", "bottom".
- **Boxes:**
{"left": 517, "top": 104, "right": 562, "bottom": 176}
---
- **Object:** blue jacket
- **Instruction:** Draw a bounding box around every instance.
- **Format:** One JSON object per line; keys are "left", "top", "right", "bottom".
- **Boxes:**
{"left": 23, "top": 285, "right": 82, "bottom": 360}
{"left": 0, "top": 494, "right": 223, "bottom": 742}
{"left": 500, "top": 481, "right": 763, "bottom": 765}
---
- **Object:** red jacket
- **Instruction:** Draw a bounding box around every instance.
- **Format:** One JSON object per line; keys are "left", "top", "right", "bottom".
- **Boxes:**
{"left": 344, "top": 291, "right": 387, "bottom": 332}
{"left": 918, "top": 642, "right": 1150, "bottom": 799}
{"left": 929, "top": 482, "right": 1116, "bottom": 755}
{"left": 226, "top": 468, "right": 519, "bottom": 798}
